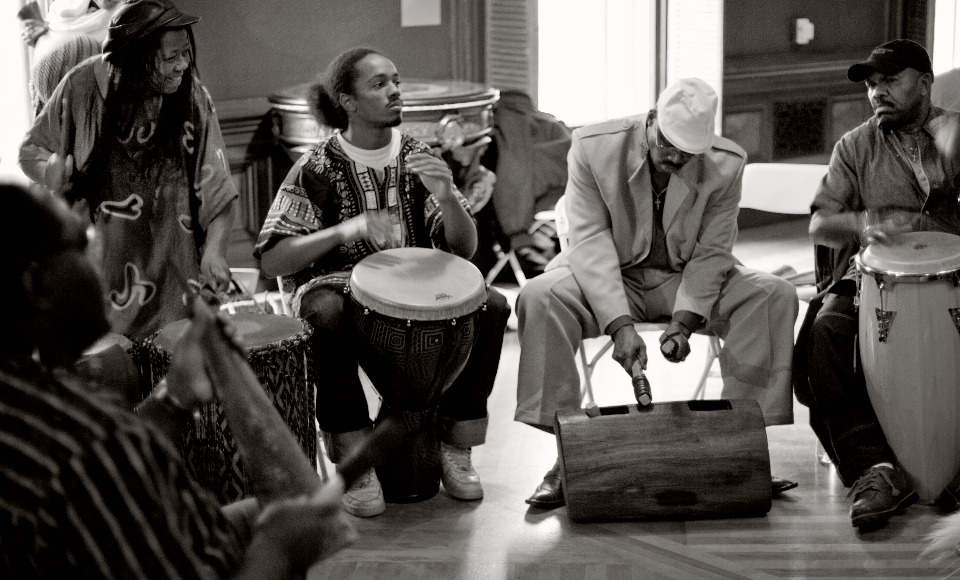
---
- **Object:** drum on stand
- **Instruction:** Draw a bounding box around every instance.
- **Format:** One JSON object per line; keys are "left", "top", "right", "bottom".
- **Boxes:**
{"left": 857, "top": 231, "right": 960, "bottom": 501}
{"left": 348, "top": 247, "right": 487, "bottom": 502}
{"left": 144, "top": 313, "right": 317, "bottom": 504}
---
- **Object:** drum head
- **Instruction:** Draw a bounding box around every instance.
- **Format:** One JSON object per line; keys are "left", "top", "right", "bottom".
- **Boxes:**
{"left": 350, "top": 248, "right": 486, "bottom": 321}
{"left": 860, "top": 231, "right": 960, "bottom": 274}
{"left": 153, "top": 313, "right": 305, "bottom": 352}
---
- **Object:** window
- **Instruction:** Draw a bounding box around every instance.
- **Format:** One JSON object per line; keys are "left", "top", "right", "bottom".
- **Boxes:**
{"left": 934, "top": 0, "right": 960, "bottom": 73}
{"left": 1, "top": 3, "right": 31, "bottom": 183}
{"left": 538, "top": 0, "right": 656, "bottom": 127}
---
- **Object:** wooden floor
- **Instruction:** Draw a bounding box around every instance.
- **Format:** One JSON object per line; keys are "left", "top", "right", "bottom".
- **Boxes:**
{"left": 306, "top": 218, "right": 960, "bottom": 580}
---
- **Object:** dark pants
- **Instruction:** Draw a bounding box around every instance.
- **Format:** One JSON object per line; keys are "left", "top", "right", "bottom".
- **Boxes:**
{"left": 301, "top": 284, "right": 510, "bottom": 448}
{"left": 799, "top": 291, "right": 894, "bottom": 485}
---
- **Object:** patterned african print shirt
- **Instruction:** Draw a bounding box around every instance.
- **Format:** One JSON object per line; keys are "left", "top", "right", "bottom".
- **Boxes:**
{"left": 20, "top": 57, "right": 238, "bottom": 340}
{"left": 254, "top": 133, "right": 473, "bottom": 308}
{"left": 0, "top": 360, "right": 244, "bottom": 579}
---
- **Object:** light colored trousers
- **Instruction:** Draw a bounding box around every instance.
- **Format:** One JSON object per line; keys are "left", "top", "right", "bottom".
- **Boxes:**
{"left": 515, "top": 265, "right": 798, "bottom": 429}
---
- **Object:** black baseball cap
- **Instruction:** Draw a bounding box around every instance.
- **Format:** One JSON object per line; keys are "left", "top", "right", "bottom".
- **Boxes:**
{"left": 847, "top": 39, "right": 933, "bottom": 82}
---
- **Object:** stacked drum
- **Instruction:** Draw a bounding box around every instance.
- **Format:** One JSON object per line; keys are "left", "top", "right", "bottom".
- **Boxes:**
{"left": 269, "top": 79, "right": 499, "bottom": 157}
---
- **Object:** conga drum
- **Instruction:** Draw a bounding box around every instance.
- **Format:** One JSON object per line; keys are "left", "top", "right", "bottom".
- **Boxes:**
{"left": 146, "top": 313, "right": 317, "bottom": 503}
{"left": 348, "top": 247, "right": 487, "bottom": 501}
{"left": 857, "top": 231, "right": 960, "bottom": 501}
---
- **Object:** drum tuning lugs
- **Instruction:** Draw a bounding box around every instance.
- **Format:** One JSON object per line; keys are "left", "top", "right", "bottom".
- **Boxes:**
{"left": 949, "top": 308, "right": 960, "bottom": 336}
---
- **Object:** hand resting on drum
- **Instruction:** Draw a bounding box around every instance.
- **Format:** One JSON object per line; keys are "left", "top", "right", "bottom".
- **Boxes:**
{"left": 860, "top": 210, "right": 918, "bottom": 245}
{"left": 259, "top": 211, "right": 392, "bottom": 277}
{"left": 810, "top": 209, "right": 918, "bottom": 249}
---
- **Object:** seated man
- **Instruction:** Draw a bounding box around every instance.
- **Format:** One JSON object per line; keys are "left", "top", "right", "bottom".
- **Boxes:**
{"left": 796, "top": 40, "right": 960, "bottom": 530}
{"left": 256, "top": 47, "right": 510, "bottom": 518}
{"left": 515, "top": 78, "right": 800, "bottom": 509}
{"left": 0, "top": 183, "right": 355, "bottom": 578}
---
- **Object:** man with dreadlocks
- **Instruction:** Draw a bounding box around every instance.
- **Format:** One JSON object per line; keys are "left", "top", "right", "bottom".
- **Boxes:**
{"left": 19, "top": 0, "right": 237, "bottom": 340}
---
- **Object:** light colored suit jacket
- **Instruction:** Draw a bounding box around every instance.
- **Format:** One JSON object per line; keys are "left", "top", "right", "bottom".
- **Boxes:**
{"left": 550, "top": 112, "right": 746, "bottom": 331}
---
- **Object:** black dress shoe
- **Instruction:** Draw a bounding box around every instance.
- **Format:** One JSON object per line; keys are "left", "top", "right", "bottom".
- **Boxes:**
{"left": 526, "top": 464, "right": 565, "bottom": 509}
{"left": 772, "top": 476, "right": 798, "bottom": 495}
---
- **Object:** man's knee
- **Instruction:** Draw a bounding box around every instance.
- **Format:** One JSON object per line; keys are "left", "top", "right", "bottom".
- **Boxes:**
{"left": 300, "top": 288, "right": 348, "bottom": 330}
{"left": 516, "top": 269, "right": 575, "bottom": 322}
{"left": 764, "top": 273, "right": 800, "bottom": 315}
{"left": 811, "top": 294, "right": 858, "bottom": 345}
{"left": 484, "top": 286, "right": 511, "bottom": 324}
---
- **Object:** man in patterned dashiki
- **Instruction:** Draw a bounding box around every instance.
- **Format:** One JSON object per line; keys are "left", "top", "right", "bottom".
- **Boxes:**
{"left": 256, "top": 47, "right": 510, "bottom": 518}
{"left": 0, "top": 183, "right": 356, "bottom": 579}
{"left": 19, "top": 0, "right": 237, "bottom": 341}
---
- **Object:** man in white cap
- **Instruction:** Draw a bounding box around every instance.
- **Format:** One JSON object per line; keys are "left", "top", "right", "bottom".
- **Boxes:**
{"left": 515, "top": 77, "right": 799, "bottom": 509}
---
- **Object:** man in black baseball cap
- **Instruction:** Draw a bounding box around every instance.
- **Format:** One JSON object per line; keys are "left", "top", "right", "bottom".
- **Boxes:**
{"left": 797, "top": 38, "right": 960, "bottom": 531}
{"left": 846, "top": 39, "right": 934, "bottom": 130}
{"left": 847, "top": 39, "right": 933, "bottom": 82}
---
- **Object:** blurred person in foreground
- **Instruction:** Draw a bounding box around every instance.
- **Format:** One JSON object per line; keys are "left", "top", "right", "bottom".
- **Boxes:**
{"left": 0, "top": 182, "right": 355, "bottom": 579}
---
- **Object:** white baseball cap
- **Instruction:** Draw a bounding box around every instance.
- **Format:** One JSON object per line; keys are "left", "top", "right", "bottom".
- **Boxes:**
{"left": 656, "top": 78, "right": 718, "bottom": 155}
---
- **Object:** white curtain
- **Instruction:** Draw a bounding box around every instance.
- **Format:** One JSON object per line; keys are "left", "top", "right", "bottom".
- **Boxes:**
{"left": 934, "top": 0, "right": 960, "bottom": 74}
{"left": 538, "top": 0, "right": 656, "bottom": 127}
{"left": 1, "top": 2, "right": 32, "bottom": 184}
{"left": 666, "top": 0, "right": 723, "bottom": 130}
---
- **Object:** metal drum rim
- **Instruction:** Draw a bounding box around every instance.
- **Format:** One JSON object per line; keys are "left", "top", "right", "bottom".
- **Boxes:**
{"left": 855, "top": 253, "right": 960, "bottom": 283}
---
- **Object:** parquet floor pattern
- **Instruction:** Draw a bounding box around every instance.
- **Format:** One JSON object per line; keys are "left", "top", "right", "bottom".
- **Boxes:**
{"left": 307, "top": 219, "right": 960, "bottom": 580}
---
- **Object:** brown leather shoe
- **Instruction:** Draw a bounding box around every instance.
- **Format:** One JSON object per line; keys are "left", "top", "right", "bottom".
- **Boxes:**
{"left": 772, "top": 476, "right": 798, "bottom": 495}
{"left": 525, "top": 462, "right": 564, "bottom": 509}
{"left": 849, "top": 466, "right": 918, "bottom": 529}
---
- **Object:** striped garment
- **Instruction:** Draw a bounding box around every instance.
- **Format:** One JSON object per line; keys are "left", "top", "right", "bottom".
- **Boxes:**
{"left": 0, "top": 361, "right": 244, "bottom": 579}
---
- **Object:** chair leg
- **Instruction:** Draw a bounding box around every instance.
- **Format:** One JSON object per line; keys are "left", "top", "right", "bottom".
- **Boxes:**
{"left": 691, "top": 336, "right": 721, "bottom": 400}
{"left": 506, "top": 249, "right": 527, "bottom": 286}
{"left": 579, "top": 342, "right": 596, "bottom": 407}
{"left": 484, "top": 242, "right": 511, "bottom": 286}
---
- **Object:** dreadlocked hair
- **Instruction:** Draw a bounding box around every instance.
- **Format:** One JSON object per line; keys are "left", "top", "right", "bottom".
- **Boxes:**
{"left": 77, "top": 27, "right": 201, "bottom": 210}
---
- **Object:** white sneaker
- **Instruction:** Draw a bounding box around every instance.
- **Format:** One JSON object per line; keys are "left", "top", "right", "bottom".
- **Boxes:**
{"left": 342, "top": 467, "right": 385, "bottom": 517}
{"left": 440, "top": 442, "right": 483, "bottom": 500}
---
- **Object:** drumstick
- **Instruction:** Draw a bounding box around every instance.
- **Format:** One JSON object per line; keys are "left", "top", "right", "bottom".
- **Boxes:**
{"left": 631, "top": 360, "right": 652, "bottom": 407}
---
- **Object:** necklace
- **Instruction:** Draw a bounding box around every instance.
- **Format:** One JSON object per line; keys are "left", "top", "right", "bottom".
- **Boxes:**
{"left": 902, "top": 132, "right": 921, "bottom": 161}
{"left": 654, "top": 186, "right": 666, "bottom": 211}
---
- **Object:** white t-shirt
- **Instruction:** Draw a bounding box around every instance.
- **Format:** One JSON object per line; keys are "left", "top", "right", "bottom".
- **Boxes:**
{"left": 336, "top": 129, "right": 403, "bottom": 181}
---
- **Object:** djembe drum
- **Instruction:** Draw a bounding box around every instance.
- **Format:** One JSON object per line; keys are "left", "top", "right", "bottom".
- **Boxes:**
{"left": 348, "top": 247, "right": 487, "bottom": 502}
{"left": 857, "top": 231, "right": 960, "bottom": 501}
{"left": 146, "top": 313, "right": 317, "bottom": 503}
